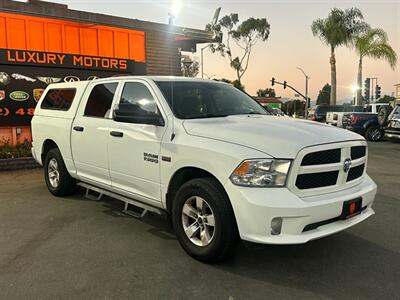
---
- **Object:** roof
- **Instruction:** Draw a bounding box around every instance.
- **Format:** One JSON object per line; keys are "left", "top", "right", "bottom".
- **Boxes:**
{"left": 0, "top": 0, "right": 215, "bottom": 47}
{"left": 254, "top": 97, "right": 284, "bottom": 104}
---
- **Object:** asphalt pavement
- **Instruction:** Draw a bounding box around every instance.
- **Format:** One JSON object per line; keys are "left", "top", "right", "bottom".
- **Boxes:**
{"left": 0, "top": 142, "right": 399, "bottom": 299}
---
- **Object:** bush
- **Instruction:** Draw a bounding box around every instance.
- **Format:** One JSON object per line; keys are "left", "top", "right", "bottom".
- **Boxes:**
{"left": 0, "top": 139, "right": 32, "bottom": 159}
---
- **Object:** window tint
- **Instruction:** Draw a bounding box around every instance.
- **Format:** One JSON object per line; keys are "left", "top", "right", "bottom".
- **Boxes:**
{"left": 41, "top": 88, "right": 76, "bottom": 110}
{"left": 84, "top": 83, "right": 118, "bottom": 118}
{"left": 117, "top": 82, "right": 158, "bottom": 115}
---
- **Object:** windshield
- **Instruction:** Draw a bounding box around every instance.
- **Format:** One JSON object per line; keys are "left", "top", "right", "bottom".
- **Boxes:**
{"left": 155, "top": 81, "right": 268, "bottom": 119}
{"left": 316, "top": 106, "right": 344, "bottom": 114}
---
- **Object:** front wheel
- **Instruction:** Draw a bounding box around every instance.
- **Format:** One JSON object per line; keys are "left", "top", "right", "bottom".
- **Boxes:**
{"left": 172, "top": 178, "right": 238, "bottom": 263}
{"left": 44, "top": 148, "right": 76, "bottom": 196}
{"left": 365, "top": 125, "right": 384, "bottom": 142}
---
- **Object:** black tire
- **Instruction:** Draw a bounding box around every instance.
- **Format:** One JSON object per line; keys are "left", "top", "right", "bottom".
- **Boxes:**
{"left": 172, "top": 178, "right": 238, "bottom": 263}
{"left": 365, "top": 125, "right": 384, "bottom": 142}
{"left": 378, "top": 106, "right": 393, "bottom": 126}
{"left": 44, "top": 148, "right": 76, "bottom": 196}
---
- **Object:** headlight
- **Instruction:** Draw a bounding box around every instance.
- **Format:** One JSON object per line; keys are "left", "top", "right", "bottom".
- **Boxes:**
{"left": 230, "top": 159, "right": 291, "bottom": 187}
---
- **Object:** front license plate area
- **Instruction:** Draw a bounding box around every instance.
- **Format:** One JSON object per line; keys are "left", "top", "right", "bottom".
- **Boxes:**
{"left": 341, "top": 198, "right": 362, "bottom": 220}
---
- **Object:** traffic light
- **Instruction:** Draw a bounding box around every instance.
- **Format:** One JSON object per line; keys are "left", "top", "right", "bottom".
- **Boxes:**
{"left": 283, "top": 81, "right": 287, "bottom": 89}
{"left": 375, "top": 85, "right": 381, "bottom": 99}
{"left": 271, "top": 77, "right": 275, "bottom": 86}
{"left": 364, "top": 78, "right": 370, "bottom": 100}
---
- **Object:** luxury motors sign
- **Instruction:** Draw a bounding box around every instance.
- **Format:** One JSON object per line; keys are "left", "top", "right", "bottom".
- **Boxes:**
{"left": 0, "top": 49, "right": 136, "bottom": 72}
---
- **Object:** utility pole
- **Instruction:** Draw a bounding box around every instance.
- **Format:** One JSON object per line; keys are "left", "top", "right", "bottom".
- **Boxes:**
{"left": 297, "top": 67, "right": 310, "bottom": 119}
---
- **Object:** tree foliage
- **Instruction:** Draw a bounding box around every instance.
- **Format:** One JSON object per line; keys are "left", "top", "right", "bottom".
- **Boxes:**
{"left": 311, "top": 8, "right": 368, "bottom": 105}
{"left": 206, "top": 13, "right": 270, "bottom": 84}
{"left": 316, "top": 83, "right": 331, "bottom": 105}
{"left": 214, "top": 78, "right": 245, "bottom": 91}
{"left": 355, "top": 28, "right": 397, "bottom": 68}
{"left": 256, "top": 88, "right": 276, "bottom": 97}
{"left": 377, "top": 95, "right": 395, "bottom": 103}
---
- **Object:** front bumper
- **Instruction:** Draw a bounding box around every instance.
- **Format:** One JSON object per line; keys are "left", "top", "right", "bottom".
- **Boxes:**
{"left": 224, "top": 175, "right": 377, "bottom": 244}
{"left": 385, "top": 129, "right": 400, "bottom": 140}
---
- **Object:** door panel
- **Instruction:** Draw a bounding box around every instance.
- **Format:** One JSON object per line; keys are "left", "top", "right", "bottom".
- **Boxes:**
{"left": 108, "top": 80, "right": 166, "bottom": 202}
{"left": 71, "top": 81, "right": 120, "bottom": 186}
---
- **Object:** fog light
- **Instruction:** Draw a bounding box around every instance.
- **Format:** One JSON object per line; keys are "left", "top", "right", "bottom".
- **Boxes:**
{"left": 270, "top": 217, "right": 282, "bottom": 235}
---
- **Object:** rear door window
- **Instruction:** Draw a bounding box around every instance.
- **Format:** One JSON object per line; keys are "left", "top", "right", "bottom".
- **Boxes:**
{"left": 84, "top": 83, "right": 118, "bottom": 118}
{"left": 41, "top": 88, "right": 76, "bottom": 111}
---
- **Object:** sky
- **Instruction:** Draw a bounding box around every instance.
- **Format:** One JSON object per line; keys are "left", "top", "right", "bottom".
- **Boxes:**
{"left": 48, "top": 0, "right": 400, "bottom": 102}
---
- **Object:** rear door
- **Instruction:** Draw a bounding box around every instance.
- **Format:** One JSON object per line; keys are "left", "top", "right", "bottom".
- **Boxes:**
{"left": 108, "top": 80, "right": 166, "bottom": 203}
{"left": 71, "top": 81, "right": 120, "bottom": 187}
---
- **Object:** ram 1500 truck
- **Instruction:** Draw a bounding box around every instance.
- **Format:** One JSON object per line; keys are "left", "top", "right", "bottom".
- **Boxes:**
{"left": 31, "top": 77, "right": 377, "bottom": 262}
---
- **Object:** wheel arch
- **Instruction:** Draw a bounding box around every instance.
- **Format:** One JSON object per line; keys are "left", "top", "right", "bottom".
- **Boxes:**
{"left": 165, "top": 166, "right": 228, "bottom": 214}
{"left": 41, "top": 139, "right": 59, "bottom": 163}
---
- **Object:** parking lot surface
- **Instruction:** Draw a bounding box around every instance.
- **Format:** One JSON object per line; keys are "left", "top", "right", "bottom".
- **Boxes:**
{"left": 0, "top": 142, "right": 399, "bottom": 299}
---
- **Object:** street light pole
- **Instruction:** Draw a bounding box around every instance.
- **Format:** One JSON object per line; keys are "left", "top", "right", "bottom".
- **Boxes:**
{"left": 297, "top": 67, "right": 310, "bottom": 119}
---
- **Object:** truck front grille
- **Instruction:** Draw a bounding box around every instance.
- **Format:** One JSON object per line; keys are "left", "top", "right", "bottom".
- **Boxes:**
{"left": 296, "top": 171, "right": 339, "bottom": 189}
{"left": 288, "top": 141, "right": 368, "bottom": 196}
{"left": 347, "top": 164, "right": 365, "bottom": 182}
{"left": 351, "top": 146, "right": 366, "bottom": 160}
{"left": 301, "top": 149, "right": 341, "bottom": 166}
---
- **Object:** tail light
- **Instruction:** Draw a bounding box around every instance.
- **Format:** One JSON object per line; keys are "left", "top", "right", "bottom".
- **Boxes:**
{"left": 351, "top": 115, "right": 358, "bottom": 125}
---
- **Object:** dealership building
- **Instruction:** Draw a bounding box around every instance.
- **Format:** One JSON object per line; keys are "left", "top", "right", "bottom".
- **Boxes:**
{"left": 0, "top": 0, "right": 213, "bottom": 144}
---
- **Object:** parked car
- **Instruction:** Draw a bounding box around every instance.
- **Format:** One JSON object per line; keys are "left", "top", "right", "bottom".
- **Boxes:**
{"left": 326, "top": 105, "right": 363, "bottom": 127}
{"left": 31, "top": 77, "right": 377, "bottom": 262}
{"left": 327, "top": 104, "right": 388, "bottom": 128}
{"left": 379, "top": 104, "right": 400, "bottom": 142}
{"left": 342, "top": 112, "right": 384, "bottom": 141}
{"left": 310, "top": 105, "right": 345, "bottom": 123}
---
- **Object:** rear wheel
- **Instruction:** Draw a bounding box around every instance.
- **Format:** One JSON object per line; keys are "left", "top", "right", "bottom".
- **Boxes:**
{"left": 172, "top": 178, "right": 238, "bottom": 263}
{"left": 44, "top": 148, "right": 76, "bottom": 196}
{"left": 365, "top": 125, "right": 384, "bottom": 142}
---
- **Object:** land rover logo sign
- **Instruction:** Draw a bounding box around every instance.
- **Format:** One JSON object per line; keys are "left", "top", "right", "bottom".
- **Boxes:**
{"left": 343, "top": 158, "right": 352, "bottom": 173}
{"left": 10, "top": 91, "right": 30, "bottom": 101}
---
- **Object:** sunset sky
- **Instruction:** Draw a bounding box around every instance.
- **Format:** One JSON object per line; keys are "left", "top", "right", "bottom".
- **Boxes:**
{"left": 50, "top": 0, "right": 399, "bottom": 102}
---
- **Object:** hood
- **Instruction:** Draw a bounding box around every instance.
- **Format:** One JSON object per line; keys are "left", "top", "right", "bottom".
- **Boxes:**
{"left": 182, "top": 115, "right": 363, "bottom": 158}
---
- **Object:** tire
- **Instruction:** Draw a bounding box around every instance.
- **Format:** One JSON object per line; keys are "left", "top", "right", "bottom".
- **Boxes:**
{"left": 365, "top": 125, "right": 384, "bottom": 142}
{"left": 378, "top": 106, "right": 393, "bottom": 126}
{"left": 44, "top": 148, "right": 76, "bottom": 196}
{"left": 172, "top": 178, "right": 238, "bottom": 263}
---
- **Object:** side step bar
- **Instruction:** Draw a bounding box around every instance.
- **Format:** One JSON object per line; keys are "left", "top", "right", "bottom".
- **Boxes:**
{"left": 77, "top": 182, "right": 165, "bottom": 218}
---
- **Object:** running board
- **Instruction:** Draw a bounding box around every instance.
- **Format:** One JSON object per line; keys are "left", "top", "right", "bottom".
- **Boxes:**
{"left": 77, "top": 182, "right": 165, "bottom": 218}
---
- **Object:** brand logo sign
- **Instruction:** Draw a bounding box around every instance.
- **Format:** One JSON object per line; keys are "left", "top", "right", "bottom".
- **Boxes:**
{"left": 0, "top": 90, "right": 5, "bottom": 101}
{"left": 33, "top": 89, "right": 45, "bottom": 102}
{"left": 10, "top": 91, "right": 29, "bottom": 101}
{"left": 64, "top": 76, "right": 80, "bottom": 82}
{"left": 343, "top": 158, "right": 352, "bottom": 173}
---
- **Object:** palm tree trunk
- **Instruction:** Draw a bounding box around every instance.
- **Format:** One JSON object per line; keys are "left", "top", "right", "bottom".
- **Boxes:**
{"left": 356, "top": 56, "right": 363, "bottom": 105}
{"left": 330, "top": 47, "right": 337, "bottom": 105}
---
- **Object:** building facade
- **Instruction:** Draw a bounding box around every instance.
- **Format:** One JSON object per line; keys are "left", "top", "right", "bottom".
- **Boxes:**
{"left": 0, "top": 0, "right": 213, "bottom": 145}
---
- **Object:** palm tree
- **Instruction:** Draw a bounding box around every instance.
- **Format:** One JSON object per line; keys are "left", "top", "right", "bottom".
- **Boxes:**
{"left": 354, "top": 28, "right": 397, "bottom": 104}
{"left": 311, "top": 8, "right": 368, "bottom": 105}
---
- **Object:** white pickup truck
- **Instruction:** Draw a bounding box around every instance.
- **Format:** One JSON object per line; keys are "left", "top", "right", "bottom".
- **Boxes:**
{"left": 32, "top": 76, "right": 377, "bottom": 262}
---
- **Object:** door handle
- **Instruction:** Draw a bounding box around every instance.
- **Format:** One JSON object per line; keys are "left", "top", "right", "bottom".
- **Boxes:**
{"left": 73, "top": 126, "right": 84, "bottom": 132}
{"left": 110, "top": 131, "right": 123, "bottom": 137}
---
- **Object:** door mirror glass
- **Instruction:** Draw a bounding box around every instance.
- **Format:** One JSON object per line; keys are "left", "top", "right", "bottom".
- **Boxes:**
{"left": 113, "top": 103, "right": 164, "bottom": 125}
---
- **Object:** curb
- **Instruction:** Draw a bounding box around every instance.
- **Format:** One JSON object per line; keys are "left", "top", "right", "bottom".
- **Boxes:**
{"left": 0, "top": 157, "right": 41, "bottom": 172}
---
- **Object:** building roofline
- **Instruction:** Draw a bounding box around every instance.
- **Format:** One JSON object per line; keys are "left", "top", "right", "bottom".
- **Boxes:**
{"left": 0, "top": 0, "right": 214, "bottom": 42}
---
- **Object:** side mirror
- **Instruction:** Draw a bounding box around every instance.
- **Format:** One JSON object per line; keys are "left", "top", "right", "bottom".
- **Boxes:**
{"left": 113, "top": 103, "right": 164, "bottom": 126}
